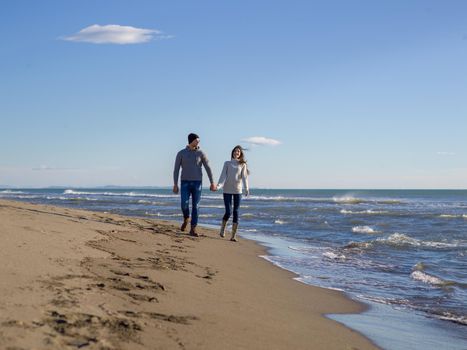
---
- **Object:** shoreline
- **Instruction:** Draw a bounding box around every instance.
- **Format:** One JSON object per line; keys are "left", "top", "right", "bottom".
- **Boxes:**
{"left": 0, "top": 199, "right": 379, "bottom": 349}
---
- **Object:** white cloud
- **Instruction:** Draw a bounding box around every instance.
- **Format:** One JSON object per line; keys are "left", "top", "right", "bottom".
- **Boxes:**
{"left": 62, "top": 24, "right": 172, "bottom": 44}
{"left": 242, "top": 136, "right": 282, "bottom": 146}
{"left": 436, "top": 151, "right": 456, "bottom": 156}
{"left": 32, "top": 165, "right": 80, "bottom": 171}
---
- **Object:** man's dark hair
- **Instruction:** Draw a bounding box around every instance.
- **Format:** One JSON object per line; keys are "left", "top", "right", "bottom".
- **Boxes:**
{"left": 188, "top": 133, "right": 199, "bottom": 144}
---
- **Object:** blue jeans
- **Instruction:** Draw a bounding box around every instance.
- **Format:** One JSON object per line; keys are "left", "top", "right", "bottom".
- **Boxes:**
{"left": 223, "top": 193, "right": 241, "bottom": 223}
{"left": 180, "top": 180, "right": 202, "bottom": 227}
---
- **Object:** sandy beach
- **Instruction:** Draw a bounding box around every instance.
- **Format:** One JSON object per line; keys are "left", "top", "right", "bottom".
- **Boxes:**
{"left": 0, "top": 199, "right": 378, "bottom": 350}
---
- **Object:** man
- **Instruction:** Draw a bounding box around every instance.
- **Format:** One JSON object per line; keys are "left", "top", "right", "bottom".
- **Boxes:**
{"left": 173, "top": 133, "right": 216, "bottom": 237}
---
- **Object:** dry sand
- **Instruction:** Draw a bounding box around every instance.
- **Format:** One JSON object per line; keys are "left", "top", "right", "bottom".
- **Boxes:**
{"left": 0, "top": 199, "right": 379, "bottom": 350}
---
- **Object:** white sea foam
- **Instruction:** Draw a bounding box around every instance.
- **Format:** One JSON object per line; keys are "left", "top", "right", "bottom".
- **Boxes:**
{"left": 333, "top": 195, "right": 364, "bottom": 204}
{"left": 352, "top": 225, "right": 378, "bottom": 234}
{"left": 437, "top": 313, "right": 467, "bottom": 325}
{"left": 198, "top": 214, "right": 216, "bottom": 218}
{"left": 288, "top": 246, "right": 307, "bottom": 252}
{"left": 48, "top": 195, "right": 98, "bottom": 201}
{"left": 376, "top": 233, "right": 462, "bottom": 249}
{"left": 333, "top": 194, "right": 403, "bottom": 205}
{"left": 439, "top": 214, "right": 467, "bottom": 219}
{"left": 422, "top": 241, "right": 461, "bottom": 248}
{"left": 137, "top": 200, "right": 166, "bottom": 205}
{"left": 340, "top": 209, "right": 389, "bottom": 215}
{"left": 145, "top": 212, "right": 182, "bottom": 217}
{"left": 200, "top": 195, "right": 224, "bottom": 200}
{"left": 241, "top": 213, "right": 255, "bottom": 217}
{"left": 411, "top": 264, "right": 466, "bottom": 287}
{"left": 259, "top": 255, "right": 287, "bottom": 270}
{"left": 0, "top": 190, "right": 24, "bottom": 194}
{"left": 296, "top": 276, "right": 344, "bottom": 291}
{"left": 378, "top": 233, "right": 421, "bottom": 246}
{"left": 274, "top": 219, "right": 286, "bottom": 225}
{"left": 410, "top": 270, "right": 447, "bottom": 286}
{"left": 323, "top": 251, "right": 346, "bottom": 260}
{"left": 63, "top": 189, "right": 177, "bottom": 198}
{"left": 248, "top": 195, "right": 308, "bottom": 201}
{"left": 254, "top": 195, "right": 334, "bottom": 202}
{"left": 287, "top": 245, "right": 324, "bottom": 254}
{"left": 357, "top": 295, "right": 410, "bottom": 306}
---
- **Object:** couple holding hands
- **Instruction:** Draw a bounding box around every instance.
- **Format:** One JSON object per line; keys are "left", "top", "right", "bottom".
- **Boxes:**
{"left": 173, "top": 133, "right": 249, "bottom": 241}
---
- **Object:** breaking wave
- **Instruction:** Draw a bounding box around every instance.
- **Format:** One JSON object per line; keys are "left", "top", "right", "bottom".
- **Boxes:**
{"left": 410, "top": 270, "right": 456, "bottom": 287}
{"left": 352, "top": 225, "right": 378, "bottom": 234}
{"left": 63, "top": 189, "right": 177, "bottom": 199}
{"left": 323, "top": 251, "right": 346, "bottom": 260}
{"left": 340, "top": 209, "right": 389, "bottom": 215}
{"left": 0, "top": 190, "right": 25, "bottom": 194}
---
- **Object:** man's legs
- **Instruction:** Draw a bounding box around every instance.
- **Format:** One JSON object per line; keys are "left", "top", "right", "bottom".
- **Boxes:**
{"left": 190, "top": 181, "right": 202, "bottom": 227}
{"left": 189, "top": 181, "right": 202, "bottom": 236}
{"left": 180, "top": 181, "right": 191, "bottom": 231}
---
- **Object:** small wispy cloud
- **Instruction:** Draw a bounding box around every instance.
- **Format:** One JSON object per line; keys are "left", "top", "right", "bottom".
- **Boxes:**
{"left": 242, "top": 136, "right": 282, "bottom": 146}
{"left": 62, "top": 24, "right": 172, "bottom": 44}
{"left": 436, "top": 151, "right": 456, "bottom": 156}
{"left": 32, "top": 165, "right": 80, "bottom": 171}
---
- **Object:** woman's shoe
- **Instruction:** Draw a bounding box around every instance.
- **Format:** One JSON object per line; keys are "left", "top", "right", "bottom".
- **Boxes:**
{"left": 230, "top": 223, "right": 238, "bottom": 242}
{"left": 220, "top": 220, "right": 227, "bottom": 238}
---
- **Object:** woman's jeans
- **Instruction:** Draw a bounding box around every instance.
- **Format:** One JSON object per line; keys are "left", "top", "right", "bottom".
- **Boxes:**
{"left": 180, "top": 180, "right": 202, "bottom": 227}
{"left": 223, "top": 193, "right": 241, "bottom": 223}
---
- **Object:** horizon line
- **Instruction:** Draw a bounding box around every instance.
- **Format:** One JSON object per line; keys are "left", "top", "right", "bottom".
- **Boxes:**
{"left": 1, "top": 186, "right": 466, "bottom": 191}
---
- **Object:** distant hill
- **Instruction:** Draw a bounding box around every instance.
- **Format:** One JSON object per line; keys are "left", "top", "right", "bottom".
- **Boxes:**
{"left": 44, "top": 186, "right": 169, "bottom": 190}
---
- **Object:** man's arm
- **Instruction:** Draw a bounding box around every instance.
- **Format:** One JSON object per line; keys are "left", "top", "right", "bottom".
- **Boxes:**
{"left": 173, "top": 152, "right": 182, "bottom": 193}
{"left": 201, "top": 151, "right": 215, "bottom": 190}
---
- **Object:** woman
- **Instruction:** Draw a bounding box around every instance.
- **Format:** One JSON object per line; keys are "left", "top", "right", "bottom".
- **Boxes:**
{"left": 216, "top": 145, "right": 250, "bottom": 242}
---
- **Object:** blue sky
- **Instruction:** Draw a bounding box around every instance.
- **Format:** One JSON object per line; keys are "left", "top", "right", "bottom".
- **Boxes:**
{"left": 1, "top": 0, "right": 466, "bottom": 189}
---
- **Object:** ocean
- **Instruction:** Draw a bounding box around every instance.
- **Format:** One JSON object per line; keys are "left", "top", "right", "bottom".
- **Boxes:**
{"left": 1, "top": 188, "right": 466, "bottom": 349}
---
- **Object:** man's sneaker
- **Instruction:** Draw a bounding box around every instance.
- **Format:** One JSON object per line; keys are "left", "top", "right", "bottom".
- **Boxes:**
{"left": 189, "top": 226, "right": 199, "bottom": 237}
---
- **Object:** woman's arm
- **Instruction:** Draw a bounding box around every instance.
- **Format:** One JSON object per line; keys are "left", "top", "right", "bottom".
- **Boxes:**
{"left": 242, "top": 164, "right": 249, "bottom": 196}
{"left": 217, "top": 162, "right": 228, "bottom": 190}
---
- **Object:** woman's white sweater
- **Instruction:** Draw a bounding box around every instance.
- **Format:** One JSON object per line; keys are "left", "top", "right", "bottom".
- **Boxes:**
{"left": 217, "top": 160, "right": 249, "bottom": 194}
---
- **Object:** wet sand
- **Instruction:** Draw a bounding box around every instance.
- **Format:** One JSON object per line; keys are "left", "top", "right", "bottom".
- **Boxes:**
{"left": 0, "top": 199, "right": 379, "bottom": 349}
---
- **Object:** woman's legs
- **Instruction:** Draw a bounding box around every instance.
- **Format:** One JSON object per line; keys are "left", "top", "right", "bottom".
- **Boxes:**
{"left": 223, "top": 193, "right": 233, "bottom": 221}
{"left": 223, "top": 193, "right": 242, "bottom": 241}
{"left": 232, "top": 194, "right": 241, "bottom": 223}
{"left": 230, "top": 194, "right": 242, "bottom": 242}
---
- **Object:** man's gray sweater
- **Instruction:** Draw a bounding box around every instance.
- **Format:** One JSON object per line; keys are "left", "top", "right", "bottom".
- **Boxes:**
{"left": 173, "top": 146, "right": 214, "bottom": 185}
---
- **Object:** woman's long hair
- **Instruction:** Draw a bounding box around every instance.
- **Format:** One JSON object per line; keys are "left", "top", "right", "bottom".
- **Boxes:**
{"left": 231, "top": 145, "right": 246, "bottom": 164}
{"left": 231, "top": 145, "right": 250, "bottom": 175}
